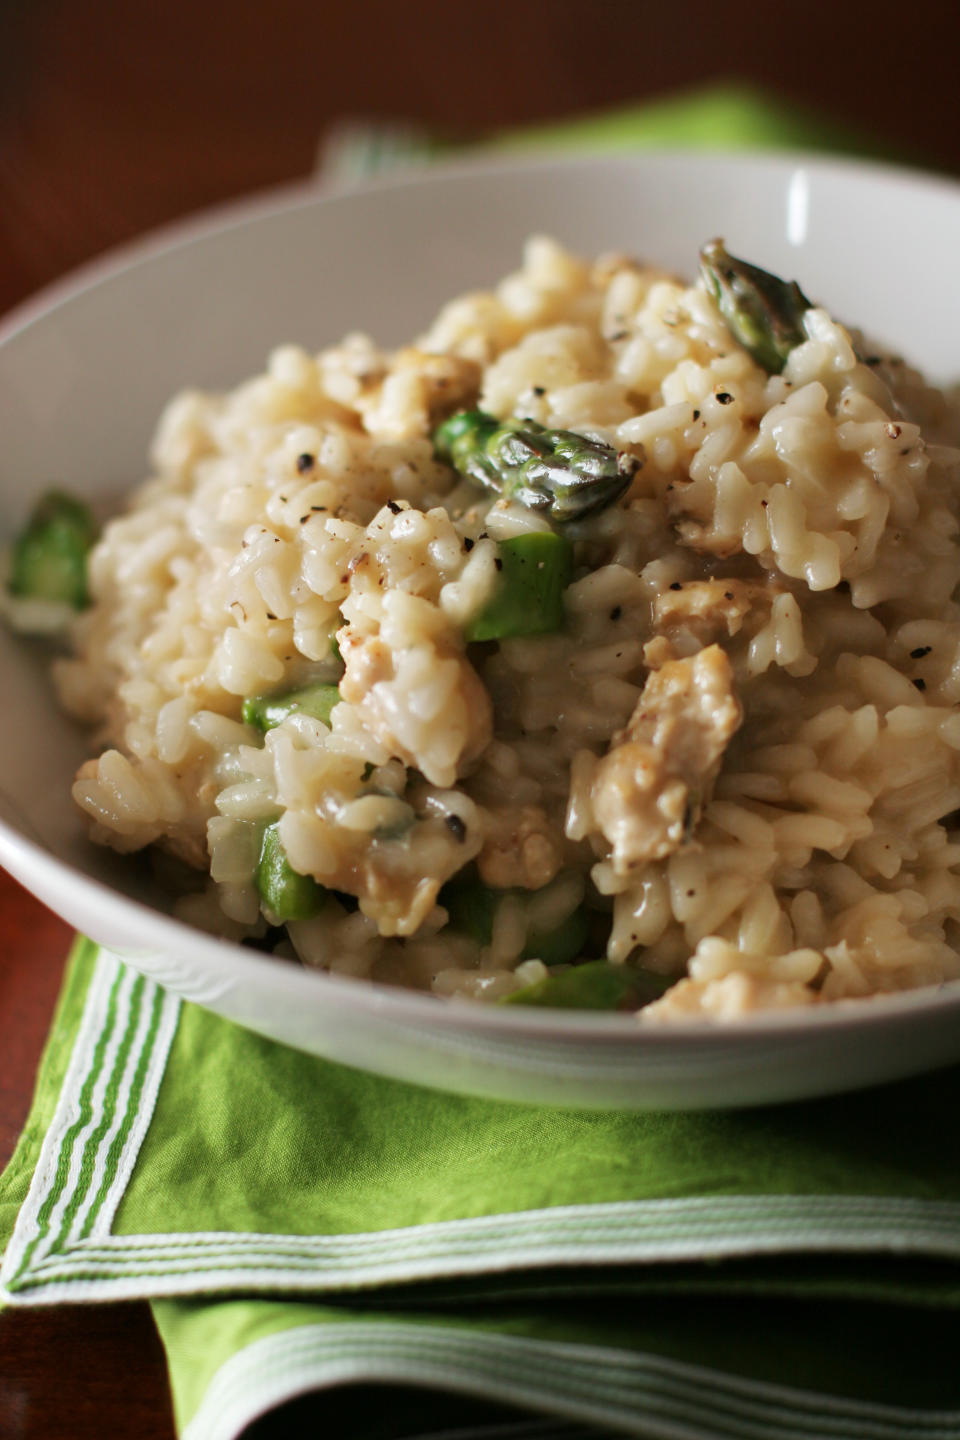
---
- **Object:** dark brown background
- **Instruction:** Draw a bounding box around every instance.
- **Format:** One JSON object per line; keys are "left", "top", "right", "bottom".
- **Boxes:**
{"left": 2, "top": 1, "right": 959, "bottom": 1435}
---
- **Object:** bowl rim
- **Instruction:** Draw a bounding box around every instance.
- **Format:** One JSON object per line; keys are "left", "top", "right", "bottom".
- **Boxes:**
{"left": 3, "top": 143, "right": 960, "bottom": 1044}
{"left": 2, "top": 139, "right": 959, "bottom": 349}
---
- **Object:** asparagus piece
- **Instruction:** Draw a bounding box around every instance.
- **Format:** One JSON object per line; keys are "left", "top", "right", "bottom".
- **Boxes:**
{"left": 255, "top": 822, "right": 325, "bottom": 922}
{"left": 8, "top": 490, "right": 98, "bottom": 608}
{"left": 503, "top": 959, "right": 670, "bottom": 1011}
{"left": 441, "top": 873, "right": 589, "bottom": 966}
{"left": 440, "top": 873, "right": 497, "bottom": 945}
{"left": 434, "top": 410, "right": 637, "bottom": 522}
{"left": 465, "top": 532, "right": 573, "bottom": 642}
{"left": 242, "top": 680, "right": 340, "bottom": 733}
{"left": 524, "top": 904, "right": 589, "bottom": 968}
{"left": 699, "top": 239, "right": 812, "bottom": 374}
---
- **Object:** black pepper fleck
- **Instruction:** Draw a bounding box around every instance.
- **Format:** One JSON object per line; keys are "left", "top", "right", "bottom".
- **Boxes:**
{"left": 296, "top": 454, "right": 315, "bottom": 473}
{"left": 494, "top": 557, "right": 503, "bottom": 571}
{"left": 445, "top": 814, "right": 467, "bottom": 841}
{"left": 609, "top": 605, "right": 622, "bottom": 621}
{"left": 311, "top": 505, "right": 327, "bottom": 512}
{"left": 532, "top": 386, "right": 546, "bottom": 396}
{"left": 464, "top": 537, "right": 475, "bottom": 552}
{"left": 692, "top": 409, "right": 700, "bottom": 420}
{"left": 716, "top": 391, "right": 734, "bottom": 405}
{"left": 911, "top": 646, "right": 932, "bottom": 659}
{"left": 386, "top": 500, "right": 402, "bottom": 515}
{"left": 913, "top": 677, "right": 927, "bottom": 691}
{"left": 669, "top": 581, "right": 683, "bottom": 591}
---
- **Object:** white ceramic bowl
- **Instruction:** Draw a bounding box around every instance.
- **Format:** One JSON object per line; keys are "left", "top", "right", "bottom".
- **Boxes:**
{"left": 4, "top": 150, "right": 960, "bottom": 1110}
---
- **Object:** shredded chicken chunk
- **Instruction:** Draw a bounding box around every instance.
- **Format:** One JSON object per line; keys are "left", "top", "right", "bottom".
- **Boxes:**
{"left": 653, "top": 578, "right": 778, "bottom": 643}
{"left": 477, "top": 804, "right": 564, "bottom": 890}
{"left": 357, "top": 347, "right": 482, "bottom": 437}
{"left": 642, "top": 971, "right": 818, "bottom": 1021}
{"left": 591, "top": 645, "right": 742, "bottom": 871}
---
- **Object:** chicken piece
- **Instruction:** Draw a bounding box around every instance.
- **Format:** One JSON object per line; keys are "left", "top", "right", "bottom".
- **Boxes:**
{"left": 357, "top": 347, "right": 482, "bottom": 437}
{"left": 591, "top": 644, "right": 742, "bottom": 871}
{"left": 642, "top": 971, "right": 818, "bottom": 1022}
{"left": 477, "top": 804, "right": 564, "bottom": 890}
{"left": 338, "top": 629, "right": 392, "bottom": 695}
{"left": 339, "top": 626, "right": 492, "bottom": 788}
{"left": 653, "top": 578, "right": 777, "bottom": 644}
{"left": 394, "top": 347, "right": 483, "bottom": 421}
{"left": 281, "top": 783, "right": 484, "bottom": 938}
{"left": 351, "top": 828, "right": 475, "bottom": 937}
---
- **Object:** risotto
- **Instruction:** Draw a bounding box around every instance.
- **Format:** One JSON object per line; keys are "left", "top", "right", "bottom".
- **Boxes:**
{"left": 46, "top": 236, "right": 960, "bottom": 1018}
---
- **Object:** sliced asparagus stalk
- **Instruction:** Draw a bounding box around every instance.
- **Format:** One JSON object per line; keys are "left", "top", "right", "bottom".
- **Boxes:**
{"left": 8, "top": 490, "right": 98, "bottom": 608}
{"left": 242, "top": 681, "right": 340, "bottom": 733}
{"left": 465, "top": 532, "right": 573, "bottom": 642}
{"left": 255, "top": 822, "right": 326, "bottom": 922}
{"left": 441, "top": 872, "right": 588, "bottom": 965}
{"left": 503, "top": 959, "right": 670, "bottom": 1011}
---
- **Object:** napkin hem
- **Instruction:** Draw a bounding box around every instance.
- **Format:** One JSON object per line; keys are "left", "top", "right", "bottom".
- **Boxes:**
{"left": 0, "top": 945, "right": 180, "bottom": 1298}
{"left": 9, "top": 1187, "right": 960, "bottom": 1305}
{"left": 180, "top": 1319, "right": 960, "bottom": 1440}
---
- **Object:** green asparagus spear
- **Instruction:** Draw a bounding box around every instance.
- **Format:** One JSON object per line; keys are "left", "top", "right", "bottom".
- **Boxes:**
{"left": 434, "top": 410, "right": 638, "bottom": 523}
{"left": 699, "top": 239, "right": 812, "bottom": 374}
{"left": 255, "top": 822, "right": 326, "bottom": 922}
{"left": 242, "top": 681, "right": 340, "bottom": 733}
{"left": 503, "top": 959, "right": 670, "bottom": 1011}
{"left": 8, "top": 490, "right": 98, "bottom": 607}
{"left": 464, "top": 532, "right": 573, "bottom": 642}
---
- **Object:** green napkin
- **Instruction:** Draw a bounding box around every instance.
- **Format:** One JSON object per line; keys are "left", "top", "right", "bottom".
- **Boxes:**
{"left": 489, "top": 84, "right": 901, "bottom": 162}
{"left": 3, "top": 940, "right": 960, "bottom": 1440}
{"left": 319, "top": 83, "right": 912, "bottom": 184}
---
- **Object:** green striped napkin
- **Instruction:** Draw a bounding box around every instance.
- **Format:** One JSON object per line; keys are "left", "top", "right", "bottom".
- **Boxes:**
{"left": 3, "top": 940, "right": 960, "bottom": 1439}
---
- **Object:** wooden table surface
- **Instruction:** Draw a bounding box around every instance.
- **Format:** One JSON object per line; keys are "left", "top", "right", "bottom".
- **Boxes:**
{"left": 1, "top": 1, "right": 959, "bottom": 1435}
